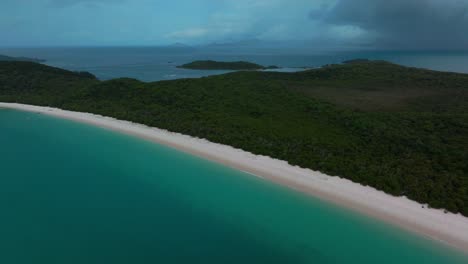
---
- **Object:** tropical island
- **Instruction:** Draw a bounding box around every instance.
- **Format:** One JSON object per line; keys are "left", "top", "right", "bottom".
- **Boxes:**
{"left": 177, "top": 60, "right": 279, "bottom": 70}
{"left": 0, "top": 60, "right": 467, "bottom": 219}
{"left": 342, "top": 58, "right": 371, "bottom": 64}
{"left": 0, "top": 54, "right": 45, "bottom": 63}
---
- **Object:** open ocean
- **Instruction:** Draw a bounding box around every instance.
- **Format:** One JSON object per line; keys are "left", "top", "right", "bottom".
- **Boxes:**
{"left": 1, "top": 108, "right": 467, "bottom": 263}
{"left": 1, "top": 47, "right": 468, "bottom": 81}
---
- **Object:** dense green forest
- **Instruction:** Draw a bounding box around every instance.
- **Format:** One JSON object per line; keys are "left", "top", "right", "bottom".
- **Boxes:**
{"left": 1, "top": 60, "right": 467, "bottom": 216}
{"left": 177, "top": 60, "right": 278, "bottom": 70}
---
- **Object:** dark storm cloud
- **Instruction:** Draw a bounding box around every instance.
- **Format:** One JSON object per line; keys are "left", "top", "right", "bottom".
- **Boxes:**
{"left": 323, "top": 0, "right": 468, "bottom": 49}
{"left": 307, "top": 2, "right": 331, "bottom": 20}
{"left": 3, "top": 0, "right": 467, "bottom": 48}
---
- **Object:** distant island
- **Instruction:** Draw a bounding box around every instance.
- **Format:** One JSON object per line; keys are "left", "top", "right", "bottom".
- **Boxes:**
{"left": 0, "top": 54, "right": 45, "bottom": 63}
{"left": 342, "top": 59, "right": 371, "bottom": 64}
{"left": 177, "top": 60, "right": 279, "bottom": 70}
{"left": 168, "top": 42, "right": 191, "bottom": 48}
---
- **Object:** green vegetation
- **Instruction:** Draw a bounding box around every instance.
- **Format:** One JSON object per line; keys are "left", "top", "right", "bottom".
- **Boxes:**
{"left": 0, "top": 54, "right": 45, "bottom": 63}
{"left": 177, "top": 60, "right": 278, "bottom": 70}
{"left": 1, "top": 60, "right": 467, "bottom": 216}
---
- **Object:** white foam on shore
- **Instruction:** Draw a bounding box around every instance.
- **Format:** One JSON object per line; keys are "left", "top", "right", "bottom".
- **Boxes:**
{"left": 1, "top": 102, "right": 467, "bottom": 252}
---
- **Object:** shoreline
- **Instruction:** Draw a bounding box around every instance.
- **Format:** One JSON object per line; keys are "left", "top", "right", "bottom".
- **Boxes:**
{"left": 1, "top": 102, "right": 468, "bottom": 253}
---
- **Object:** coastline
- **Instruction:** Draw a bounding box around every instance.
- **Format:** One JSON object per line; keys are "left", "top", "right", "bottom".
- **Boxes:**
{"left": 1, "top": 102, "right": 468, "bottom": 253}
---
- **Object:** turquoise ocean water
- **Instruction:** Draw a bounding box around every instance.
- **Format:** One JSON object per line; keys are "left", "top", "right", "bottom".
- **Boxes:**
{"left": 1, "top": 109, "right": 467, "bottom": 263}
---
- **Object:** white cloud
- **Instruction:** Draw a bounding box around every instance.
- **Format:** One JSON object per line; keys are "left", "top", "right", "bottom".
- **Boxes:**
{"left": 166, "top": 28, "right": 209, "bottom": 39}
{"left": 329, "top": 25, "right": 367, "bottom": 40}
{"left": 164, "top": 0, "right": 333, "bottom": 43}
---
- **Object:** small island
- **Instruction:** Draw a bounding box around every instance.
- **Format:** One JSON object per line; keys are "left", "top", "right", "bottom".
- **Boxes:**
{"left": 0, "top": 54, "right": 45, "bottom": 63}
{"left": 177, "top": 60, "right": 279, "bottom": 70}
{"left": 342, "top": 59, "right": 371, "bottom": 64}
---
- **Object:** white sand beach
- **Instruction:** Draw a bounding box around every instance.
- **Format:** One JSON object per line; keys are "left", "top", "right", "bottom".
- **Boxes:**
{"left": 1, "top": 102, "right": 468, "bottom": 252}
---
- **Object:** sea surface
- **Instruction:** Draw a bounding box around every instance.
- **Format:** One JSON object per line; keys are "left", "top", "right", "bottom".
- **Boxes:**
{"left": 1, "top": 47, "right": 468, "bottom": 81}
{"left": 1, "top": 108, "right": 467, "bottom": 263}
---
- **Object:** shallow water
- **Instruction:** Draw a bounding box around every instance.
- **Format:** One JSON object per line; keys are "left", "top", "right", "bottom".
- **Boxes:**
{"left": 0, "top": 109, "right": 467, "bottom": 263}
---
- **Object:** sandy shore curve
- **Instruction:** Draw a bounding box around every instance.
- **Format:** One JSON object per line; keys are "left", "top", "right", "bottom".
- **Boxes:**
{"left": 1, "top": 102, "right": 467, "bottom": 252}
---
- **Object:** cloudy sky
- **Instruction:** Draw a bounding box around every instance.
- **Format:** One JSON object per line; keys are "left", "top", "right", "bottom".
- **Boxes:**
{"left": 1, "top": 0, "right": 468, "bottom": 49}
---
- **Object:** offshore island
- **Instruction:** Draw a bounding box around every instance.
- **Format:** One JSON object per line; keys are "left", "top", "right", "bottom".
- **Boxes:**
{"left": 1, "top": 60, "right": 468, "bottom": 251}
{"left": 177, "top": 60, "right": 280, "bottom": 70}
{"left": 0, "top": 54, "right": 45, "bottom": 63}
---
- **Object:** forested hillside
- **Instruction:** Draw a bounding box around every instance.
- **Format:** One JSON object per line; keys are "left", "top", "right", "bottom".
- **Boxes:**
{"left": 1, "top": 60, "right": 467, "bottom": 216}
